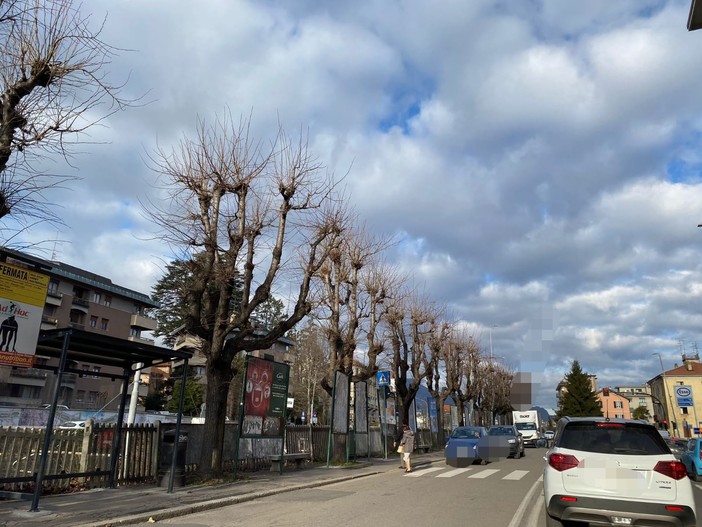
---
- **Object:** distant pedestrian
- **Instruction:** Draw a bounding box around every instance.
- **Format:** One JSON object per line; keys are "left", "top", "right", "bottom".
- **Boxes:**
{"left": 393, "top": 427, "right": 404, "bottom": 469}
{"left": 397, "top": 424, "right": 415, "bottom": 473}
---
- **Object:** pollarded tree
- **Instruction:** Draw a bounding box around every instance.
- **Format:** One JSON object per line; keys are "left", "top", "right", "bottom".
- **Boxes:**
{"left": 0, "top": 0, "right": 132, "bottom": 235}
{"left": 557, "top": 360, "right": 602, "bottom": 419}
{"left": 146, "top": 113, "right": 344, "bottom": 478}
{"left": 386, "top": 291, "right": 445, "bottom": 428}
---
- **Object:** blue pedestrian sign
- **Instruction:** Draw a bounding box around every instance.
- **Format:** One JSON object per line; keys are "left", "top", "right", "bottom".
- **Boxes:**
{"left": 377, "top": 371, "right": 390, "bottom": 387}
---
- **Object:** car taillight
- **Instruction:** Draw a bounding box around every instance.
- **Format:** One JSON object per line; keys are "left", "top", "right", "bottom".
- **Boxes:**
{"left": 654, "top": 461, "right": 687, "bottom": 480}
{"left": 548, "top": 453, "right": 579, "bottom": 471}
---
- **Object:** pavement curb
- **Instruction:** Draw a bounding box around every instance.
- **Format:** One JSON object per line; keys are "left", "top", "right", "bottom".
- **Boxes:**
{"left": 75, "top": 471, "right": 383, "bottom": 527}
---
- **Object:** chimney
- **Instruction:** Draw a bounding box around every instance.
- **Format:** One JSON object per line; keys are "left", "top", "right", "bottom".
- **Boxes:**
{"left": 682, "top": 352, "right": 699, "bottom": 371}
{"left": 687, "top": 362, "right": 693, "bottom": 371}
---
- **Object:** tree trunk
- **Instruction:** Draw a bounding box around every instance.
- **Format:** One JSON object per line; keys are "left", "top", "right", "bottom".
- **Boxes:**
{"left": 198, "top": 360, "right": 233, "bottom": 478}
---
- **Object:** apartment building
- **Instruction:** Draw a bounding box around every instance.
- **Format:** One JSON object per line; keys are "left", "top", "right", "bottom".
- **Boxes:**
{"left": 648, "top": 353, "right": 702, "bottom": 438}
{"left": 595, "top": 388, "right": 632, "bottom": 419}
{"left": 0, "top": 248, "right": 158, "bottom": 410}
{"left": 615, "top": 385, "right": 655, "bottom": 423}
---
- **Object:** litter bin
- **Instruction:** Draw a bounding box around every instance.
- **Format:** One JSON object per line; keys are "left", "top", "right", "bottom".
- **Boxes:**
{"left": 159, "top": 429, "right": 188, "bottom": 487}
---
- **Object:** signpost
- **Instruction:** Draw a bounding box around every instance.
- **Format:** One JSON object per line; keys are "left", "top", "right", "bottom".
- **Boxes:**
{"left": 376, "top": 371, "right": 390, "bottom": 459}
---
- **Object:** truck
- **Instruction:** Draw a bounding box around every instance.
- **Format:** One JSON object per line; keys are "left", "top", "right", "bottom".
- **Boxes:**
{"left": 512, "top": 410, "right": 542, "bottom": 447}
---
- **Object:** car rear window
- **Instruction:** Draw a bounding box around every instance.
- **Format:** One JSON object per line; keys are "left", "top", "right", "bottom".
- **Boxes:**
{"left": 488, "top": 427, "right": 514, "bottom": 436}
{"left": 451, "top": 429, "right": 480, "bottom": 439}
{"left": 558, "top": 422, "right": 669, "bottom": 455}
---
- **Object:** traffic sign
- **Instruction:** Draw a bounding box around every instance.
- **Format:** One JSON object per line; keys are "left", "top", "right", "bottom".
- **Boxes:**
{"left": 377, "top": 371, "right": 390, "bottom": 387}
{"left": 675, "top": 385, "right": 694, "bottom": 407}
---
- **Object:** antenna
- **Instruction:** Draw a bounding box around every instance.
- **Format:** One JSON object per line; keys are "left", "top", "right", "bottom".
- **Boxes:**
{"left": 51, "top": 230, "right": 60, "bottom": 260}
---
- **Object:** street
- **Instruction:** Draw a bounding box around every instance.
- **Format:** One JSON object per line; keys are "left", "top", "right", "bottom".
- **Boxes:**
{"left": 133, "top": 451, "right": 546, "bottom": 527}
{"left": 128, "top": 448, "right": 702, "bottom": 527}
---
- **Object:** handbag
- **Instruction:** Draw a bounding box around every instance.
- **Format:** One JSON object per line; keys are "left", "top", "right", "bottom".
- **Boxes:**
{"left": 397, "top": 444, "right": 405, "bottom": 454}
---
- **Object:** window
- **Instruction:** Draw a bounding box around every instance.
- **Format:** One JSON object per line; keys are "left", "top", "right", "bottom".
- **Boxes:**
{"left": 69, "top": 310, "right": 85, "bottom": 325}
{"left": 639, "top": 397, "right": 646, "bottom": 405}
{"left": 104, "top": 295, "right": 112, "bottom": 307}
{"left": 682, "top": 407, "right": 689, "bottom": 415}
{"left": 48, "top": 279, "right": 60, "bottom": 294}
{"left": 89, "top": 316, "right": 98, "bottom": 328}
{"left": 44, "top": 305, "right": 56, "bottom": 316}
{"left": 92, "top": 366, "right": 101, "bottom": 378}
{"left": 76, "top": 390, "right": 85, "bottom": 403}
{"left": 615, "top": 414, "right": 624, "bottom": 419}
{"left": 130, "top": 328, "right": 139, "bottom": 337}
{"left": 614, "top": 401, "right": 623, "bottom": 409}
{"left": 100, "top": 318, "right": 109, "bottom": 330}
{"left": 73, "top": 287, "right": 86, "bottom": 299}
{"left": 92, "top": 291, "right": 102, "bottom": 303}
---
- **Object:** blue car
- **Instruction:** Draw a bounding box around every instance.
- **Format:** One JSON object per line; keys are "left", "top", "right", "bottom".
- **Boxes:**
{"left": 444, "top": 426, "right": 488, "bottom": 467}
{"left": 680, "top": 437, "right": 702, "bottom": 481}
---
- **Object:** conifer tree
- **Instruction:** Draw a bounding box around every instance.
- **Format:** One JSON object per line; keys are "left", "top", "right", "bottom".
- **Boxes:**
{"left": 557, "top": 360, "right": 602, "bottom": 418}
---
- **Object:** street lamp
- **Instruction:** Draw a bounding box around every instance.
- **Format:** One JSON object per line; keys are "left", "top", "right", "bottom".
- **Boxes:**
{"left": 653, "top": 353, "right": 671, "bottom": 430}
{"left": 489, "top": 324, "right": 498, "bottom": 361}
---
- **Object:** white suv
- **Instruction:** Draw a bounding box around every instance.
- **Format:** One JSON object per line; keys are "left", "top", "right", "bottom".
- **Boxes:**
{"left": 543, "top": 417, "right": 696, "bottom": 527}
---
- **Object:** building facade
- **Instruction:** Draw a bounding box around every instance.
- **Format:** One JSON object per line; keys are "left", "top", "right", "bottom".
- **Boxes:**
{"left": 595, "top": 388, "right": 632, "bottom": 419}
{"left": 0, "top": 249, "right": 158, "bottom": 410}
{"left": 648, "top": 353, "right": 702, "bottom": 438}
{"left": 615, "top": 385, "right": 655, "bottom": 423}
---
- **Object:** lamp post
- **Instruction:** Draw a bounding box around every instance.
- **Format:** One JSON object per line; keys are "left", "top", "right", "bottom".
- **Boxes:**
{"left": 489, "top": 324, "right": 497, "bottom": 361}
{"left": 653, "top": 353, "right": 672, "bottom": 431}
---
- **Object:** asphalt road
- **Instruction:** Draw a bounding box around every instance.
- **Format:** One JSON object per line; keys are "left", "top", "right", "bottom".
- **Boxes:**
{"left": 132, "top": 449, "right": 548, "bottom": 527}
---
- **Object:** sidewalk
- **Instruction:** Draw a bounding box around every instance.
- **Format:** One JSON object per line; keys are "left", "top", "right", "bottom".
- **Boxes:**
{"left": 0, "top": 452, "right": 443, "bottom": 527}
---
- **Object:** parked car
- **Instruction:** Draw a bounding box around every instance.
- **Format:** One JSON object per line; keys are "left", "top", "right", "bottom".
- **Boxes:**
{"left": 58, "top": 420, "right": 86, "bottom": 429}
{"left": 544, "top": 430, "right": 555, "bottom": 441}
{"left": 487, "top": 424, "right": 524, "bottom": 458}
{"left": 681, "top": 437, "right": 702, "bottom": 481}
{"left": 544, "top": 417, "right": 696, "bottom": 527}
{"left": 444, "top": 426, "right": 489, "bottom": 467}
{"left": 665, "top": 437, "right": 685, "bottom": 460}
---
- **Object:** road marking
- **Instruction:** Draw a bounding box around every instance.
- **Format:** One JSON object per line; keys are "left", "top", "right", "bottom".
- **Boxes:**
{"left": 503, "top": 470, "right": 529, "bottom": 480}
{"left": 507, "top": 475, "right": 543, "bottom": 527}
{"left": 526, "top": 490, "right": 544, "bottom": 527}
{"left": 469, "top": 469, "right": 500, "bottom": 479}
{"left": 696, "top": 483, "right": 702, "bottom": 491}
{"left": 405, "top": 466, "right": 445, "bottom": 477}
{"left": 436, "top": 467, "right": 473, "bottom": 478}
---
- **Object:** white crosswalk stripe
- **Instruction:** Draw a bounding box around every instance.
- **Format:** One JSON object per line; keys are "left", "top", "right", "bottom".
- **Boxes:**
{"left": 436, "top": 467, "right": 473, "bottom": 478}
{"left": 404, "top": 466, "right": 534, "bottom": 480}
{"left": 468, "top": 468, "right": 500, "bottom": 479}
{"left": 405, "top": 466, "right": 445, "bottom": 477}
{"left": 502, "top": 470, "right": 529, "bottom": 480}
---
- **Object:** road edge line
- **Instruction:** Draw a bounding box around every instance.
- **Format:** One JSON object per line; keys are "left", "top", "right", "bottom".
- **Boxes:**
{"left": 507, "top": 475, "right": 543, "bottom": 527}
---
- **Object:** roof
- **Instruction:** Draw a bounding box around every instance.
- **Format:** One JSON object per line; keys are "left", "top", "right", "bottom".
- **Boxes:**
{"left": 0, "top": 247, "right": 158, "bottom": 307}
{"left": 36, "top": 328, "right": 192, "bottom": 373}
{"left": 647, "top": 361, "right": 702, "bottom": 384}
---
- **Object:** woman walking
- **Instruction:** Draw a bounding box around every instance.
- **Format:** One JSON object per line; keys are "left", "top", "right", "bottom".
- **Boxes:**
{"left": 398, "top": 424, "right": 415, "bottom": 473}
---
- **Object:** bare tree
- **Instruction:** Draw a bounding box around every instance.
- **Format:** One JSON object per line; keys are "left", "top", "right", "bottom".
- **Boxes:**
{"left": 0, "top": 0, "right": 131, "bottom": 236}
{"left": 315, "top": 224, "right": 395, "bottom": 392}
{"left": 146, "top": 113, "right": 343, "bottom": 477}
{"left": 386, "top": 291, "right": 445, "bottom": 428}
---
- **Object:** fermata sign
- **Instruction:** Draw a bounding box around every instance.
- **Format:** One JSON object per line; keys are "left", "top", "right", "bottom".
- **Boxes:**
{"left": 0, "top": 262, "right": 49, "bottom": 367}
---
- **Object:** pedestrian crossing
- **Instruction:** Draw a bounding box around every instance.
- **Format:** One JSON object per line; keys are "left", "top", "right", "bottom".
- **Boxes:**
{"left": 404, "top": 466, "right": 532, "bottom": 480}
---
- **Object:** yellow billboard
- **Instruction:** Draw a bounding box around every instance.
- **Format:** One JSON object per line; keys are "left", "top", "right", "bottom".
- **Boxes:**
{"left": 0, "top": 262, "right": 49, "bottom": 367}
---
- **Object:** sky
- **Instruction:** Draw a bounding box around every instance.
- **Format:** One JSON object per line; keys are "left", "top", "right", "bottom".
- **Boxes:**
{"left": 8, "top": 0, "right": 702, "bottom": 410}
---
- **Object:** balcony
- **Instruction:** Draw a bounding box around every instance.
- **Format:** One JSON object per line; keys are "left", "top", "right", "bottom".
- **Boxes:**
{"left": 41, "top": 315, "right": 59, "bottom": 326}
{"left": 130, "top": 313, "right": 157, "bottom": 331}
{"left": 72, "top": 297, "right": 89, "bottom": 307}
{"left": 69, "top": 322, "right": 85, "bottom": 331}
{"left": 45, "top": 290, "right": 63, "bottom": 307}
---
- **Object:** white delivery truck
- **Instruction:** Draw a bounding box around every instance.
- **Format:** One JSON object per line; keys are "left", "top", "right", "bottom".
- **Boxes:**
{"left": 512, "top": 410, "right": 542, "bottom": 447}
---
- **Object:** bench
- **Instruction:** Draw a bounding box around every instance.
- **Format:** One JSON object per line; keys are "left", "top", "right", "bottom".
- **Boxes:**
{"left": 270, "top": 452, "right": 311, "bottom": 472}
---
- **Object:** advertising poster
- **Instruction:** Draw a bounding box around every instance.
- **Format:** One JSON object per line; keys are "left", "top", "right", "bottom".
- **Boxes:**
{"left": 354, "top": 381, "right": 368, "bottom": 433}
{"left": 332, "top": 370, "right": 349, "bottom": 434}
{"left": 368, "top": 383, "right": 380, "bottom": 427}
{"left": 242, "top": 356, "right": 289, "bottom": 437}
{"left": 428, "top": 398, "right": 438, "bottom": 433}
{"left": 0, "top": 262, "right": 49, "bottom": 367}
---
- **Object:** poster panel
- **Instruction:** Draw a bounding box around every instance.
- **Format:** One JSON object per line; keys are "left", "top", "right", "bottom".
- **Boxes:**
{"left": 242, "top": 356, "right": 289, "bottom": 437}
{"left": 0, "top": 262, "right": 49, "bottom": 367}
{"left": 332, "top": 370, "right": 349, "bottom": 434}
{"left": 428, "top": 398, "right": 438, "bottom": 433}
{"left": 354, "top": 381, "right": 368, "bottom": 433}
{"left": 368, "top": 382, "right": 380, "bottom": 427}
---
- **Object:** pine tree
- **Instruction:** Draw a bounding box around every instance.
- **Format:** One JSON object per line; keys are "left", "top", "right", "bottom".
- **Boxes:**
{"left": 557, "top": 360, "right": 602, "bottom": 419}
